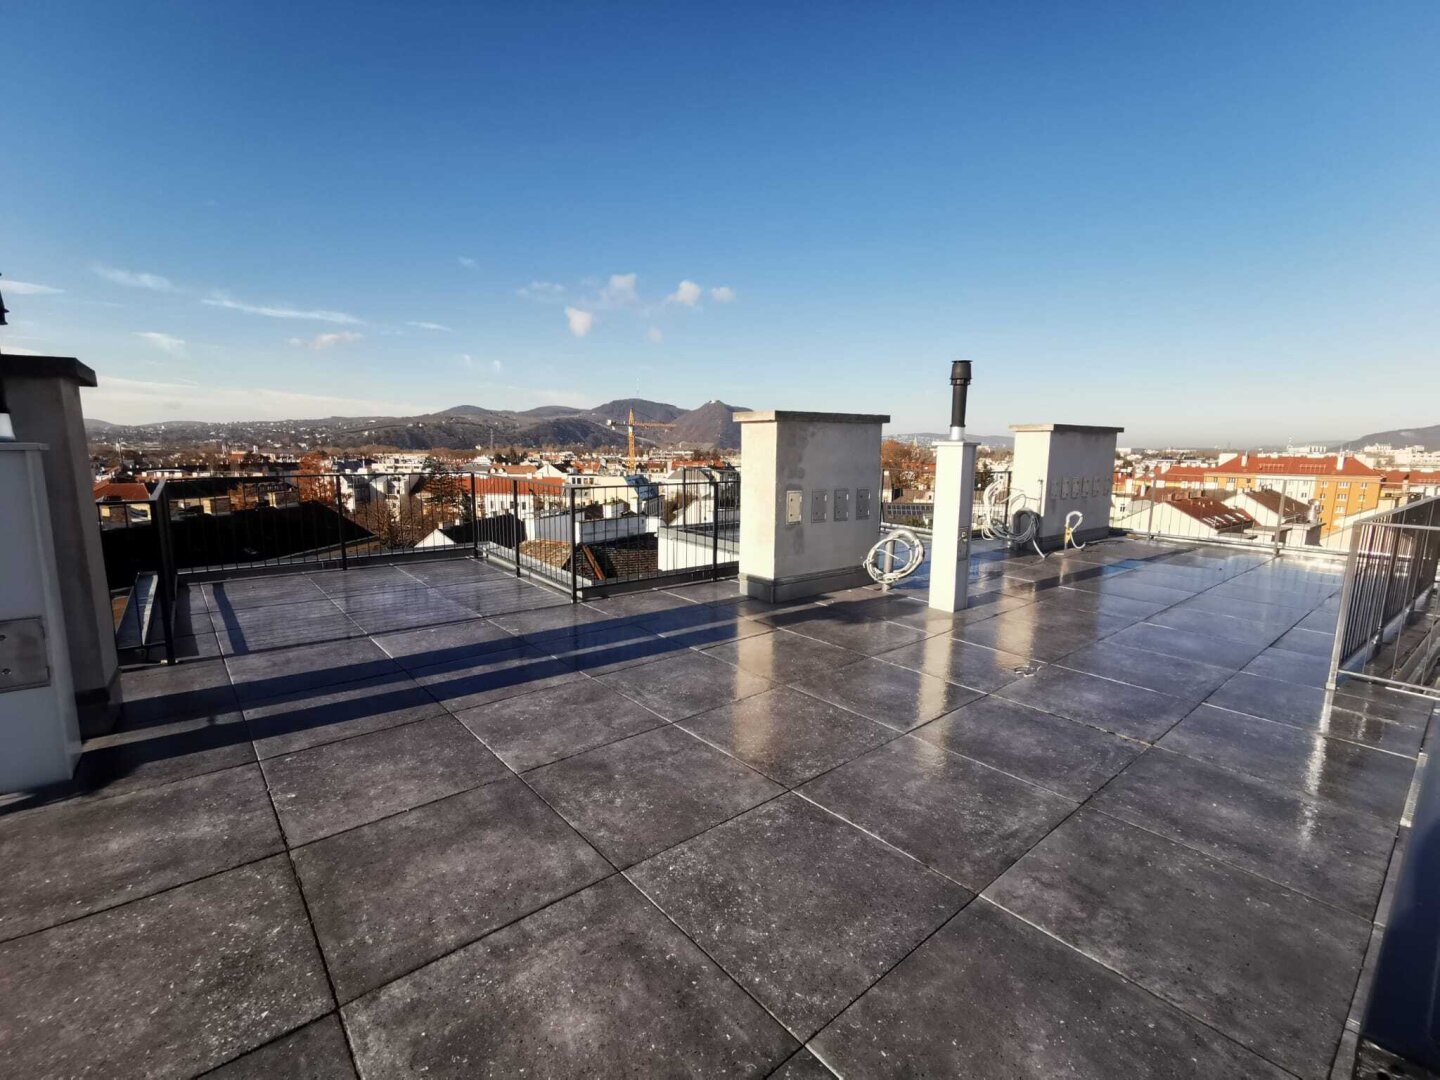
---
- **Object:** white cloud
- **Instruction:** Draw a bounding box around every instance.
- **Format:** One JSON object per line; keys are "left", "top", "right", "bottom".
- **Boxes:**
{"left": 2, "top": 279, "right": 64, "bottom": 295}
{"left": 666, "top": 279, "right": 703, "bottom": 307}
{"left": 601, "top": 273, "right": 638, "bottom": 306}
{"left": 290, "top": 331, "right": 364, "bottom": 349}
{"left": 491, "top": 359, "right": 503, "bottom": 373}
{"left": 517, "top": 281, "right": 566, "bottom": 301}
{"left": 205, "top": 293, "right": 362, "bottom": 324}
{"left": 93, "top": 265, "right": 175, "bottom": 291}
{"left": 458, "top": 256, "right": 478, "bottom": 269}
{"left": 460, "top": 353, "right": 503, "bottom": 373}
{"left": 406, "top": 321, "right": 452, "bottom": 331}
{"left": 86, "top": 374, "right": 437, "bottom": 425}
{"left": 135, "top": 331, "right": 186, "bottom": 355}
{"left": 647, "top": 326, "right": 664, "bottom": 344}
{"left": 709, "top": 285, "right": 736, "bottom": 303}
{"left": 565, "top": 307, "right": 594, "bottom": 338}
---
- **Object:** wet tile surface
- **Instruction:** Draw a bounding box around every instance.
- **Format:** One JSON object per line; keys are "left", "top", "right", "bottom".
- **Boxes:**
{"left": 262, "top": 715, "right": 509, "bottom": 845}
{"left": 681, "top": 686, "right": 896, "bottom": 787}
{"left": 987, "top": 810, "right": 1370, "bottom": 1079}
{"left": 788, "top": 656, "right": 981, "bottom": 732}
{"left": 294, "top": 779, "right": 610, "bottom": 1001}
{"left": 704, "top": 629, "right": 867, "bottom": 683}
{"left": 800, "top": 736, "right": 1075, "bottom": 890}
{"left": 1158, "top": 705, "right": 1415, "bottom": 822}
{"left": 526, "top": 725, "right": 783, "bottom": 866}
{"left": 812, "top": 899, "right": 1290, "bottom": 1079}
{"left": 629, "top": 795, "right": 968, "bottom": 1039}
{"left": 876, "top": 634, "right": 1035, "bottom": 693}
{"left": 455, "top": 678, "right": 667, "bottom": 771}
{"left": 17, "top": 545, "right": 1411, "bottom": 1075}
{"left": 344, "top": 876, "right": 796, "bottom": 1076}
{"left": 595, "top": 646, "right": 774, "bottom": 721}
{"left": 916, "top": 696, "right": 1144, "bottom": 799}
{"left": 0, "top": 857, "right": 331, "bottom": 1079}
{"left": 996, "top": 663, "right": 1193, "bottom": 741}
{"left": 1090, "top": 748, "right": 1395, "bottom": 916}
{"left": 0, "top": 765, "right": 282, "bottom": 941}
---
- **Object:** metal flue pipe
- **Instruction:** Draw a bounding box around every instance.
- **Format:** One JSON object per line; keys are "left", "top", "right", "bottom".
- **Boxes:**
{"left": 949, "top": 359, "right": 972, "bottom": 441}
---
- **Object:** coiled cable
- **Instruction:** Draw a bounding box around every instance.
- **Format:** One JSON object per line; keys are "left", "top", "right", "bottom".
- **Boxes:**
{"left": 864, "top": 529, "right": 925, "bottom": 587}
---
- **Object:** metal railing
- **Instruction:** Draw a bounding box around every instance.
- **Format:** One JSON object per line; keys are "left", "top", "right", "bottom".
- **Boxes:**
{"left": 1325, "top": 494, "right": 1440, "bottom": 697}
{"left": 98, "top": 469, "right": 743, "bottom": 661}
{"left": 1108, "top": 477, "right": 1380, "bottom": 559}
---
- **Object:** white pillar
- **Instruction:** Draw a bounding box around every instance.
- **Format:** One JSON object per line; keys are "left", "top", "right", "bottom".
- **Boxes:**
{"left": 928, "top": 439, "right": 976, "bottom": 612}
{"left": 0, "top": 443, "right": 82, "bottom": 791}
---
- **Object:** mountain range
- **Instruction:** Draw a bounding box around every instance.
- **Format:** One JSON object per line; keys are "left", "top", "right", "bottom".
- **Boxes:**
{"left": 1344, "top": 423, "right": 1440, "bottom": 451}
{"left": 85, "top": 398, "right": 750, "bottom": 452}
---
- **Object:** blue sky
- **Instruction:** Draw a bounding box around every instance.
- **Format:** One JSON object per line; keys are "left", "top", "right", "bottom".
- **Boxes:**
{"left": 4, "top": 2, "right": 1438, "bottom": 445}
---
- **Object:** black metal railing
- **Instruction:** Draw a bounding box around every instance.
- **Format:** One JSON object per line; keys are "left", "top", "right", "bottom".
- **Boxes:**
{"left": 1326, "top": 494, "right": 1440, "bottom": 696}
{"left": 98, "top": 469, "right": 743, "bottom": 660}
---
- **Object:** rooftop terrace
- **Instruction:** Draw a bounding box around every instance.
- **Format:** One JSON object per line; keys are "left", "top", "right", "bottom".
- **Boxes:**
{"left": 1, "top": 540, "right": 1429, "bottom": 1078}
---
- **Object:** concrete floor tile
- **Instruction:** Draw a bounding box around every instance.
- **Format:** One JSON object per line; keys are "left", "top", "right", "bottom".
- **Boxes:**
{"left": 526, "top": 725, "right": 782, "bottom": 866}
{"left": 78, "top": 711, "right": 254, "bottom": 797}
{"left": 1091, "top": 749, "right": 1396, "bottom": 916}
{"left": 216, "top": 598, "right": 364, "bottom": 655}
{"left": 0, "top": 856, "right": 331, "bottom": 1079}
{"left": 455, "top": 679, "right": 668, "bottom": 771}
{"left": 811, "top": 899, "right": 1291, "bottom": 1079}
{"left": 1107, "top": 622, "right": 1264, "bottom": 670}
{"left": 1159, "top": 705, "right": 1415, "bottom": 822}
{"left": 243, "top": 673, "right": 446, "bottom": 759}
{"left": 916, "top": 696, "right": 1144, "bottom": 800}
{"left": 0, "top": 764, "right": 282, "bottom": 941}
{"left": 225, "top": 637, "right": 401, "bottom": 704}
{"left": 788, "top": 656, "right": 981, "bottom": 733}
{"left": 800, "top": 736, "right": 1075, "bottom": 891}
{"left": 681, "top": 687, "right": 896, "bottom": 787}
{"left": 996, "top": 664, "right": 1193, "bottom": 741}
{"left": 120, "top": 657, "right": 239, "bottom": 726}
{"left": 410, "top": 643, "right": 586, "bottom": 711}
{"left": 875, "top": 635, "right": 1036, "bottom": 694}
{"left": 294, "top": 779, "right": 610, "bottom": 1001}
{"left": 987, "top": 810, "right": 1370, "bottom": 1079}
{"left": 630, "top": 795, "right": 968, "bottom": 1040}
{"left": 206, "top": 1014, "right": 355, "bottom": 1079}
{"left": 344, "top": 875, "right": 796, "bottom": 1077}
{"left": 595, "top": 647, "right": 773, "bottom": 722}
{"left": 263, "top": 715, "right": 508, "bottom": 845}
{"left": 702, "top": 629, "right": 867, "bottom": 684}
{"left": 1059, "top": 640, "right": 1235, "bottom": 701}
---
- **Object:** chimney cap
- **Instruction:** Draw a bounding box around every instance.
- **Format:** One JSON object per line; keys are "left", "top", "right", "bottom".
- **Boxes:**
{"left": 950, "top": 360, "right": 972, "bottom": 385}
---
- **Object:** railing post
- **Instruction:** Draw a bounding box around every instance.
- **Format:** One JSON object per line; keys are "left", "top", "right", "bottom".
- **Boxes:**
{"left": 710, "top": 476, "right": 720, "bottom": 581}
{"left": 1146, "top": 495, "right": 1155, "bottom": 541}
{"left": 1274, "top": 480, "right": 1285, "bottom": 557}
{"left": 1324, "top": 518, "right": 1364, "bottom": 693}
{"left": 512, "top": 479, "right": 522, "bottom": 577}
{"left": 469, "top": 473, "right": 479, "bottom": 558}
{"left": 333, "top": 474, "right": 349, "bottom": 570}
{"left": 568, "top": 485, "right": 579, "bottom": 602}
{"left": 153, "top": 481, "right": 178, "bottom": 665}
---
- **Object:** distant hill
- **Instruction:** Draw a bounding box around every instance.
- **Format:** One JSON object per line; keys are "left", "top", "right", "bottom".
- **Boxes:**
{"left": 585, "top": 398, "right": 686, "bottom": 424}
{"left": 668, "top": 400, "right": 749, "bottom": 450}
{"left": 1346, "top": 423, "right": 1440, "bottom": 450}
{"left": 81, "top": 396, "right": 749, "bottom": 451}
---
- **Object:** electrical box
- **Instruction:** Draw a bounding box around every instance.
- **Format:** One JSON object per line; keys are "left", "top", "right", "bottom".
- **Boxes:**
{"left": 736, "top": 410, "right": 889, "bottom": 601}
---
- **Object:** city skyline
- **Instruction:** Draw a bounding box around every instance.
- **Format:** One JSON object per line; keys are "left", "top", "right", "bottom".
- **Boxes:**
{"left": 5, "top": 2, "right": 1439, "bottom": 442}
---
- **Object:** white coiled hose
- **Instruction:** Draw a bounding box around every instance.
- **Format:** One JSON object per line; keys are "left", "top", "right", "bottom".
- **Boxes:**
{"left": 979, "top": 480, "right": 1043, "bottom": 554}
{"left": 864, "top": 529, "right": 925, "bottom": 587}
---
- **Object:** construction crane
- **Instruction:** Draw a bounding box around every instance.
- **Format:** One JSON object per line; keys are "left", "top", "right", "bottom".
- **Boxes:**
{"left": 607, "top": 407, "right": 675, "bottom": 471}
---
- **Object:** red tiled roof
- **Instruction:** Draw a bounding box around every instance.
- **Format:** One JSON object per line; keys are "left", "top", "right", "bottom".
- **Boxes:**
{"left": 1381, "top": 469, "right": 1440, "bottom": 484}
{"left": 1210, "top": 454, "right": 1378, "bottom": 478}
{"left": 94, "top": 482, "right": 150, "bottom": 501}
{"left": 474, "top": 477, "right": 567, "bottom": 498}
{"left": 1165, "top": 497, "right": 1255, "bottom": 529}
{"left": 1157, "top": 465, "right": 1208, "bottom": 481}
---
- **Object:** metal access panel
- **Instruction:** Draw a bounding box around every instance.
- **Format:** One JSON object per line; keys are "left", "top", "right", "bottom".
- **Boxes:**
{"left": 811, "top": 489, "right": 829, "bottom": 523}
{"left": 833, "top": 488, "right": 850, "bottom": 522}
{"left": 0, "top": 618, "right": 50, "bottom": 693}
{"left": 856, "top": 488, "right": 871, "bottom": 520}
{"left": 785, "top": 488, "right": 804, "bottom": 525}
